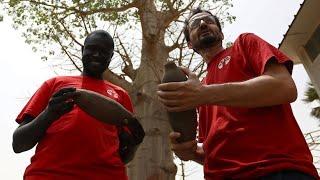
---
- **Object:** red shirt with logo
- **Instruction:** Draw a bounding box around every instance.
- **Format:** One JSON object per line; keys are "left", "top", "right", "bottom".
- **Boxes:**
{"left": 198, "top": 33, "right": 319, "bottom": 179}
{"left": 16, "top": 76, "right": 133, "bottom": 180}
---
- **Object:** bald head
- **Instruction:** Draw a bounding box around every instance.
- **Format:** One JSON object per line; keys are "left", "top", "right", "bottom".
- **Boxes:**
{"left": 84, "top": 30, "right": 114, "bottom": 50}
{"left": 81, "top": 30, "right": 114, "bottom": 79}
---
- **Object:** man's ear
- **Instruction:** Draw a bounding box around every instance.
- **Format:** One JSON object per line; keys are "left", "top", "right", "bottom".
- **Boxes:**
{"left": 187, "top": 41, "right": 193, "bottom": 49}
{"left": 221, "top": 32, "right": 224, "bottom": 41}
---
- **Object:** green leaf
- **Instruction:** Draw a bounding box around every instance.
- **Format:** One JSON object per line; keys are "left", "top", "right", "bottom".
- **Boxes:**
{"left": 41, "top": 56, "right": 48, "bottom": 61}
{"left": 303, "top": 82, "right": 319, "bottom": 103}
{"left": 311, "top": 107, "right": 320, "bottom": 119}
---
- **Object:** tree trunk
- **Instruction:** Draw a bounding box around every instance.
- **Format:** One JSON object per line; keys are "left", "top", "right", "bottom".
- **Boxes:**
{"left": 128, "top": 62, "right": 177, "bottom": 180}
{"left": 127, "top": 1, "right": 177, "bottom": 179}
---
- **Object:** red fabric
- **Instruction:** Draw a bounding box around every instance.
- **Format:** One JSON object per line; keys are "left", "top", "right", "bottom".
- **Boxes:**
{"left": 16, "top": 76, "right": 134, "bottom": 180}
{"left": 198, "top": 33, "right": 319, "bottom": 179}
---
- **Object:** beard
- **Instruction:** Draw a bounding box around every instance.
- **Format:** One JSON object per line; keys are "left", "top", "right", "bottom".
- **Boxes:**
{"left": 193, "top": 31, "right": 222, "bottom": 51}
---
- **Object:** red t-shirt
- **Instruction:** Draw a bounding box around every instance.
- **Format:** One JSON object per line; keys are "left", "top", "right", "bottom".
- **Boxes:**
{"left": 198, "top": 33, "right": 319, "bottom": 179}
{"left": 16, "top": 76, "right": 134, "bottom": 180}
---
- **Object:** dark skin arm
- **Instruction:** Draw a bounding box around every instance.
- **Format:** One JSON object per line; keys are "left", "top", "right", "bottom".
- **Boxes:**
{"left": 12, "top": 88, "right": 79, "bottom": 153}
{"left": 74, "top": 89, "right": 133, "bottom": 125}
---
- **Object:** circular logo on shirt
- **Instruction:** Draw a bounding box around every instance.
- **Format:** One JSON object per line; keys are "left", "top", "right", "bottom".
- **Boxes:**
{"left": 218, "top": 56, "right": 231, "bottom": 69}
{"left": 224, "top": 56, "right": 231, "bottom": 65}
{"left": 107, "top": 89, "right": 119, "bottom": 99}
{"left": 218, "top": 61, "right": 224, "bottom": 69}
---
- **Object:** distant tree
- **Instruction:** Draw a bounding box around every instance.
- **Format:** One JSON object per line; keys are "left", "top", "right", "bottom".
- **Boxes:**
{"left": 303, "top": 82, "right": 320, "bottom": 119}
{"left": 2, "top": 0, "right": 235, "bottom": 179}
{"left": 0, "top": 5, "right": 3, "bottom": 22}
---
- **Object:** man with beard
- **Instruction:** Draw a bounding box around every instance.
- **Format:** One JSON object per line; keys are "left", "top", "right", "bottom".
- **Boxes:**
{"left": 12, "top": 30, "right": 144, "bottom": 180}
{"left": 157, "top": 8, "right": 319, "bottom": 179}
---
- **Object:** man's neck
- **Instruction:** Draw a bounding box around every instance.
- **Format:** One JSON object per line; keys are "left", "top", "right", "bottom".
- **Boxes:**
{"left": 81, "top": 72, "right": 103, "bottom": 80}
{"left": 198, "top": 44, "right": 225, "bottom": 64}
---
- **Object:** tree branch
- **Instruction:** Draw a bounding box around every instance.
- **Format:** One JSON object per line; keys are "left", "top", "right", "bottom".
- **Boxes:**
{"left": 25, "top": 0, "right": 141, "bottom": 17}
{"left": 187, "top": 51, "right": 195, "bottom": 69}
{"left": 54, "top": 35, "right": 82, "bottom": 72}
{"left": 198, "top": 62, "right": 206, "bottom": 78}
{"left": 114, "top": 35, "right": 136, "bottom": 80}
{"left": 178, "top": 0, "right": 196, "bottom": 15}
{"left": 57, "top": 17, "right": 83, "bottom": 47}
{"left": 166, "top": 26, "right": 184, "bottom": 52}
{"left": 162, "top": 0, "right": 174, "bottom": 11}
{"left": 78, "top": 1, "right": 141, "bottom": 16}
{"left": 80, "top": 15, "right": 89, "bottom": 35}
{"left": 69, "top": 52, "right": 82, "bottom": 61}
{"left": 177, "top": 40, "right": 185, "bottom": 66}
{"left": 103, "top": 69, "right": 132, "bottom": 92}
{"left": 25, "top": 0, "right": 68, "bottom": 9}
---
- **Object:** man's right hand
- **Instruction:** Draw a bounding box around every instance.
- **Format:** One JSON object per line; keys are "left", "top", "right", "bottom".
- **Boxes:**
{"left": 46, "top": 87, "right": 80, "bottom": 120}
{"left": 13, "top": 87, "right": 80, "bottom": 153}
{"left": 169, "top": 132, "right": 197, "bottom": 161}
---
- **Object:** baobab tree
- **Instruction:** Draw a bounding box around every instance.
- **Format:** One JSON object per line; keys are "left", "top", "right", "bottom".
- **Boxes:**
{"left": 2, "top": 0, "right": 235, "bottom": 179}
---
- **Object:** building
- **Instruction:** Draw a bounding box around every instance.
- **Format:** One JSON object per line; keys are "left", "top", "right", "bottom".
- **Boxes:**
{"left": 279, "top": 0, "right": 320, "bottom": 95}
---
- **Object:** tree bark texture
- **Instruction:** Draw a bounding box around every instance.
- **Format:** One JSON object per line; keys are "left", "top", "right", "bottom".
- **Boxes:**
{"left": 126, "top": 1, "right": 177, "bottom": 179}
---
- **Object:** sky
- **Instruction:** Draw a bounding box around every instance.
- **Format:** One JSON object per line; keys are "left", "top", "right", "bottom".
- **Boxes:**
{"left": 0, "top": 0, "right": 319, "bottom": 180}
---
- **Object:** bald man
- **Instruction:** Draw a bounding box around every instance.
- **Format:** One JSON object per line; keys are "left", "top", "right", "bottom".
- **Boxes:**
{"left": 13, "top": 30, "right": 144, "bottom": 180}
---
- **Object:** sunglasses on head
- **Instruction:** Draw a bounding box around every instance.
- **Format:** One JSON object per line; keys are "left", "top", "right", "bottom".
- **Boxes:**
{"left": 188, "top": 15, "right": 216, "bottom": 30}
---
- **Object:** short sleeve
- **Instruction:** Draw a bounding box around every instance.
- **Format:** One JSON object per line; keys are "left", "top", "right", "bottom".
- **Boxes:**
{"left": 16, "top": 81, "right": 53, "bottom": 124}
{"left": 241, "top": 33, "right": 293, "bottom": 75}
{"left": 120, "top": 91, "right": 134, "bottom": 113}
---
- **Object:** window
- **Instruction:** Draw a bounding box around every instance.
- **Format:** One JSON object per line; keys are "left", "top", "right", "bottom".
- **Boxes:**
{"left": 305, "top": 25, "right": 320, "bottom": 62}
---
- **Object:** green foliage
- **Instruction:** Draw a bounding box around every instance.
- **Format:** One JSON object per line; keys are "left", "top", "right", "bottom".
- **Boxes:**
{"left": 0, "top": 0, "right": 4, "bottom": 22}
{"left": 9, "top": 0, "right": 20, "bottom": 7}
{"left": 311, "top": 107, "right": 320, "bottom": 119}
{"left": 304, "top": 82, "right": 320, "bottom": 119}
{"left": 226, "top": 42, "right": 233, "bottom": 48}
{"left": 303, "top": 82, "right": 319, "bottom": 103}
{"left": 3, "top": 0, "right": 235, "bottom": 74}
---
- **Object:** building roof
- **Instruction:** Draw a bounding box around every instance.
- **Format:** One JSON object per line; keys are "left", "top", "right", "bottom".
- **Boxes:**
{"left": 278, "top": 1, "right": 306, "bottom": 49}
{"left": 279, "top": 0, "right": 320, "bottom": 64}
